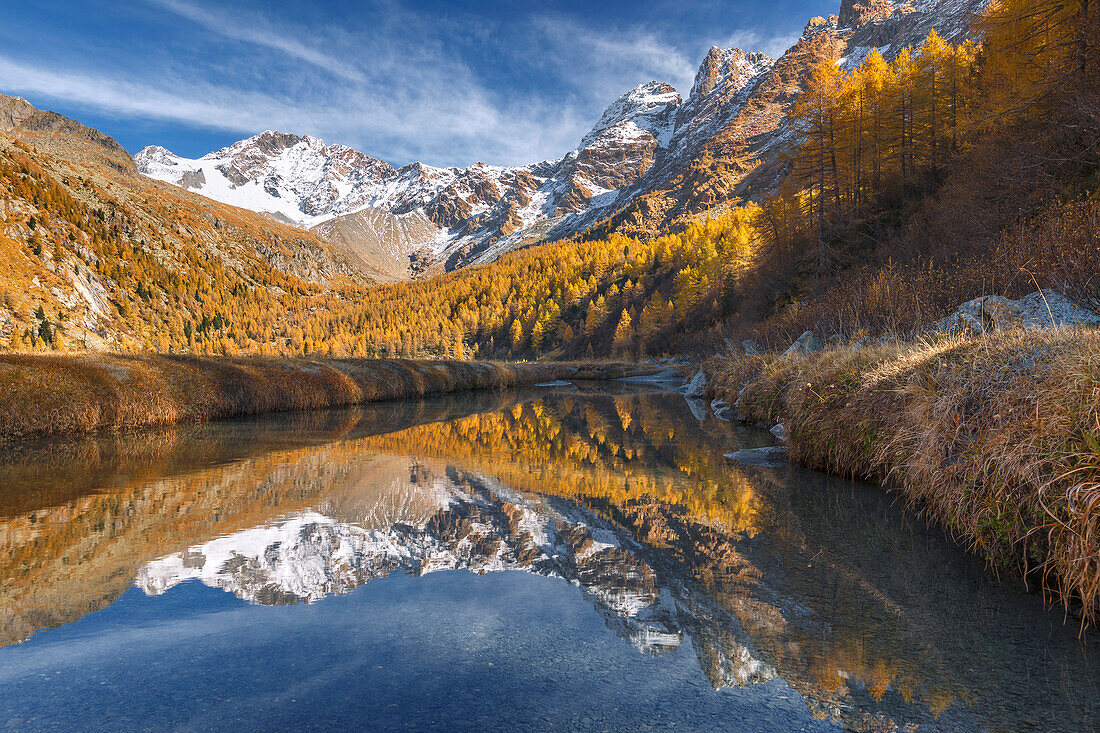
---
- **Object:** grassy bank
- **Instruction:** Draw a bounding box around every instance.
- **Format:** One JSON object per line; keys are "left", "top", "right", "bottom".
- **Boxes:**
{"left": 0, "top": 354, "right": 655, "bottom": 443}
{"left": 706, "top": 328, "right": 1100, "bottom": 625}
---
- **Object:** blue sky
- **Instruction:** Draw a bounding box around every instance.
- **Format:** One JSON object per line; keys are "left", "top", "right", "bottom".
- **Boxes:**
{"left": 0, "top": 0, "right": 836, "bottom": 166}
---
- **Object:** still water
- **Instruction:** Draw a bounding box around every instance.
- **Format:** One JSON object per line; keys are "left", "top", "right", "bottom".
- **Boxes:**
{"left": 0, "top": 384, "right": 1097, "bottom": 732}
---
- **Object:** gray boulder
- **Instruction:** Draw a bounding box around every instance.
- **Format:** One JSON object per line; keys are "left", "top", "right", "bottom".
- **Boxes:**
{"left": 933, "top": 289, "right": 1100, "bottom": 335}
{"left": 771, "top": 423, "right": 788, "bottom": 442}
{"left": 780, "top": 331, "right": 822, "bottom": 359}
{"left": 681, "top": 370, "right": 707, "bottom": 398}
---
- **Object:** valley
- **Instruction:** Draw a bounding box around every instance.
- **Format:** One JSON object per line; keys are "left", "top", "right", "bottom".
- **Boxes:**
{"left": 0, "top": 1, "right": 1098, "bottom": 728}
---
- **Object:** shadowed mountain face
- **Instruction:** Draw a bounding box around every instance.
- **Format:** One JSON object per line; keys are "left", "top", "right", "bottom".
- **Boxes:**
{"left": 1, "top": 386, "right": 1097, "bottom": 731}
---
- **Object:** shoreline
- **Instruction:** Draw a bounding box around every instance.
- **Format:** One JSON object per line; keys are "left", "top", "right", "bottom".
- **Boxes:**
{"left": 0, "top": 354, "right": 661, "bottom": 444}
{"left": 703, "top": 327, "right": 1100, "bottom": 626}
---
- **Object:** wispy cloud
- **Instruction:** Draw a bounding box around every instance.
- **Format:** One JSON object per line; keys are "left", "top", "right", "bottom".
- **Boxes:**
{"left": 0, "top": 0, "right": 804, "bottom": 166}
{"left": 0, "top": 53, "right": 582, "bottom": 167}
{"left": 149, "top": 0, "right": 366, "bottom": 82}
{"left": 529, "top": 16, "right": 698, "bottom": 101}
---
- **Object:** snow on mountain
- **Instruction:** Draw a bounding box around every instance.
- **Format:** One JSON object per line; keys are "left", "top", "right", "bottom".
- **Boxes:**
{"left": 135, "top": 0, "right": 987, "bottom": 278}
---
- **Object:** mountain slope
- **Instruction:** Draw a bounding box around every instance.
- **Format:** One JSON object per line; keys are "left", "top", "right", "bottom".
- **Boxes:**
{"left": 0, "top": 94, "right": 369, "bottom": 351}
{"left": 579, "top": 0, "right": 989, "bottom": 239}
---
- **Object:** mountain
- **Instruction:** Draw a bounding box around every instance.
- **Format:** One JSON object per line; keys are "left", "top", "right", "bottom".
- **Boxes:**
{"left": 581, "top": 0, "right": 989, "bottom": 239}
{"left": 0, "top": 93, "right": 365, "bottom": 351}
{"left": 135, "top": 0, "right": 987, "bottom": 279}
{"left": 134, "top": 81, "right": 684, "bottom": 278}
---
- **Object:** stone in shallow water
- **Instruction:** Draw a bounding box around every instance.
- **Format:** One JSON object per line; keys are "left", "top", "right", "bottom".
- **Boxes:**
{"left": 725, "top": 447, "right": 789, "bottom": 467}
{"left": 681, "top": 370, "right": 707, "bottom": 398}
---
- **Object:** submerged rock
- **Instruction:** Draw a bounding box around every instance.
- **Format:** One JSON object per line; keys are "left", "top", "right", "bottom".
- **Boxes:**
{"left": 617, "top": 367, "right": 683, "bottom": 384}
{"left": 780, "top": 331, "right": 822, "bottom": 359}
{"left": 932, "top": 290, "right": 1100, "bottom": 335}
{"left": 725, "top": 446, "right": 788, "bottom": 467}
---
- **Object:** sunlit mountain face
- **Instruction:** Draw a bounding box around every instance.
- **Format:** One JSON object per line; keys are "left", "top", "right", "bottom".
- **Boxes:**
{"left": 1, "top": 387, "right": 1098, "bottom": 731}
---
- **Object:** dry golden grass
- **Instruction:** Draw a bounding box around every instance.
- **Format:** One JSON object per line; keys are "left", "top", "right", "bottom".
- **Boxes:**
{"left": 708, "top": 328, "right": 1100, "bottom": 626}
{"left": 0, "top": 354, "right": 651, "bottom": 443}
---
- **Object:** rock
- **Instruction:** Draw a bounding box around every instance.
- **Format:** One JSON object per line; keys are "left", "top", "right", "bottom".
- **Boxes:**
{"left": 725, "top": 446, "right": 788, "bottom": 467}
{"left": 932, "top": 289, "right": 1100, "bottom": 335}
{"left": 780, "top": 331, "right": 822, "bottom": 359}
{"left": 711, "top": 398, "right": 736, "bottom": 420}
{"left": 826, "top": 334, "right": 844, "bottom": 347}
{"left": 851, "top": 337, "right": 871, "bottom": 350}
{"left": 770, "top": 423, "right": 788, "bottom": 442}
{"left": 682, "top": 370, "right": 707, "bottom": 398}
{"left": 742, "top": 340, "right": 760, "bottom": 356}
{"left": 713, "top": 405, "right": 734, "bottom": 422}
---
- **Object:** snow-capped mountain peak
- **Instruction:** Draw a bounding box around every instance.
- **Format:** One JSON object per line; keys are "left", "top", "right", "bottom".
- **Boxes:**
{"left": 134, "top": 0, "right": 988, "bottom": 278}
{"left": 580, "top": 81, "right": 681, "bottom": 148}
{"left": 689, "top": 47, "right": 773, "bottom": 102}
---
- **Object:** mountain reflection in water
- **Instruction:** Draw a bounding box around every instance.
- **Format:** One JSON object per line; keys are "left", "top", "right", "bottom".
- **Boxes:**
{"left": 0, "top": 386, "right": 1098, "bottom": 732}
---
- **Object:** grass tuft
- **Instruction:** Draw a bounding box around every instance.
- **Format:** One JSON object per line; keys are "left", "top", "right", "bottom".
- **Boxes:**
{"left": 708, "top": 327, "right": 1100, "bottom": 627}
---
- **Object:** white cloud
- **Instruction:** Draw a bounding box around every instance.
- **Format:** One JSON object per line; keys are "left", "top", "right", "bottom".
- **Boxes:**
{"left": 0, "top": 54, "right": 588, "bottom": 166}
{"left": 529, "top": 16, "right": 698, "bottom": 101}
{"left": 0, "top": 1, "right": 801, "bottom": 167}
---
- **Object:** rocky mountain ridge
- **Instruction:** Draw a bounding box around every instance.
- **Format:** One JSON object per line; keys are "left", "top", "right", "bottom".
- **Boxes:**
{"left": 133, "top": 0, "right": 987, "bottom": 278}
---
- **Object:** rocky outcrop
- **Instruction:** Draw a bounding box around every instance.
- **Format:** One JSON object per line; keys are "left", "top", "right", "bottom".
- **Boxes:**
{"left": 681, "top": 370, "right": 707, "bottom": 398}
{"left": 780, "top": 331, "right": 823, "bottom": 358}
{"left": 932, "top": 290, "right": 1100, "bottom": 334}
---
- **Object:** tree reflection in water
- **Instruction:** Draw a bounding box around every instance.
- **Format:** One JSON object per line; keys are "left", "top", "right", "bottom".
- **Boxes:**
{"left": 0, "top": 386, "right": 1097, "bottom": 731}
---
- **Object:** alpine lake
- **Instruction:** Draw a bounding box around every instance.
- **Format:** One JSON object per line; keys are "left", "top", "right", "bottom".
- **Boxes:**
{"left": 1, "top": 382, "right": 1098, "bottom": 732}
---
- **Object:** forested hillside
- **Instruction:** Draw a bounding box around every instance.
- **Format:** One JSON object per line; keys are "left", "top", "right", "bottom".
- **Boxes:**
{"left": 306, "top": 0, "right": 1100, "bottom": 359}
{"left": 336, "top": 0, "right": 1100, "bottom": 356}
{"left": 0, "top": 0, "right": 1095, "bottom": 359}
